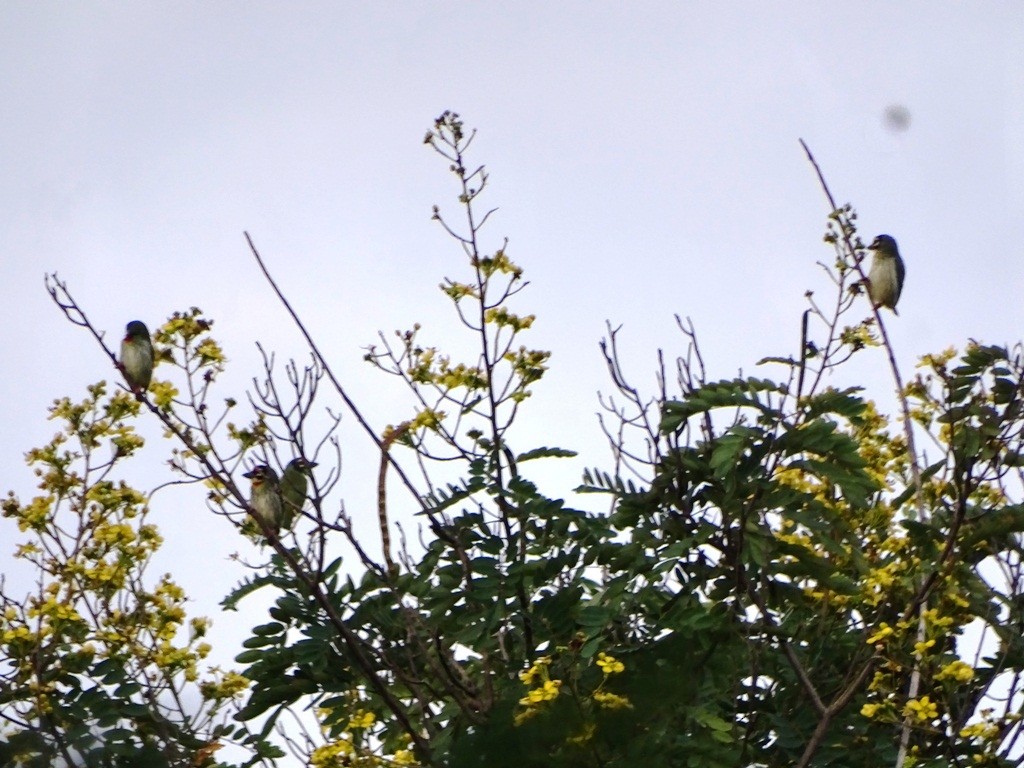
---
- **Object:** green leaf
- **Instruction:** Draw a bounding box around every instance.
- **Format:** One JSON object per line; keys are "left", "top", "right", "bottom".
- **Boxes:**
{"left": 252, "top": 621, "right": 285, "bottom": 636}
{"left": 661, "top": 377, "right": 784, "bottom": 432}
{"left": 801, "top": 386, "right": 866, "bottom": 421}
{"left": 516, "top": 446, "right": 578, "bottom": 461}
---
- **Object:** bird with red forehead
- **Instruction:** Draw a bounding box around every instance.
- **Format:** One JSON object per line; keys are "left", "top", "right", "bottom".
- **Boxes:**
{"left": 243, "top": 465, "right": 283, "bottom": 536}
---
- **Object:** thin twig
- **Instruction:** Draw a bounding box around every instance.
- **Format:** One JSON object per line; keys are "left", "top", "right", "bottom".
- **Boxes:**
{"left": 799, "top": 139, "right": 927, "bottom": 768}
{"left": 243, "top": 233, "right": 434, "bottom": 522}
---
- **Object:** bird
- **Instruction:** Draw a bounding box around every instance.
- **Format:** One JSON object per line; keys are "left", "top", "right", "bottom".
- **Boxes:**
{"left": 243, "top": 465, "right": 283, "bottom": 535}
{"left": 120, "top": 321, "right": 154, "bottom": 400}
{"left": 865, "top": 235, "right": 906, "bottom": 315}
{"left": 280, "top": 457, "right": 317, "bottom": 530}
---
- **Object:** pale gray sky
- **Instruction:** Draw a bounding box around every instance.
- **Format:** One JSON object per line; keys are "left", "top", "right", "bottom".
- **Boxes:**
{"left": 2, "top": 0, "right": 1022, "bottom": 747}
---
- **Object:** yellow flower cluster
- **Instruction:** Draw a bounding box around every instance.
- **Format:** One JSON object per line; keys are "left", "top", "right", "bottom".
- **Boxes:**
{"left": 516, "top": 656, "right": 562, "bottom": 724}
{"left": 149, "top": 380, "right": 179, "bottom": 410}
{"left": 595, "top": 652, "right": 624, "bottom": 675}
{"left": 157, "top": 308, "right": 214, "bottom": 344}
{"left": 309, "top": 735, "right": 417, "bottom": 767}
{"left": 1, "top": 624, "right": 32, "bottom": 645}
{"left": 959, "top": 721, "right": 999, "bottom": 741}
{"left": 475, "top": 248, "right": 523, "bottom": 278}
{"left": 515, "top": 650, "right": 634, "bottom": 730}
{"left": 903, "top": 695, "right": 938, "bottom": 723}
{"left": 13, "top": 494, "right": 55, "bottom": 532}
{"left": 199, "top": 671, "right": 250, "bottom": 701}
{"left": 310, "top": 739, "right": 354, "bottom": 767}
{"left": 518, "top": 655, "right": 552, "bottom": 685}
{"left": 520, "top": 679, "right": 562, "bottom": 706}
{"left": 392, "top": 749, "right": 417, "bottom": 765}
{"left": 503, "top": 346, "right": 550, "bottom": 399}
{"left": 861, "top": 563, "right": 901, "bottom": 606}
{"left": 405, "top": 347, "right": 487, "bottom": 392}
{"left": 840, "top": 322, "right": 881, "bottom": 351}
{"left": 912, "top": 639, "right": 936, "bottom": 657}
{"left": 88, "top": 559, "right": 134, "bottom": 591}
{"left": 93, "top": 521, "right": 137, "bottom": 547}
{"left": 348, "top": 709, "right": 376, "bottom": 730}
{"left": 936, "top": 660, "right": 974, "bottom": 683}
{"left": 195, "top": 338, "right": 226, "bottom": 365}
{"left": 866, "top": 623, "right": 894, "bottom": 645}
{"left": 484, "top": 307, "right": 535, "bottom": 332}
{"left": 860, "top": 701, "right": 883, "bottom": 719}
{"left": 410, "top": 408, "right": 447, "bottom": 432}
{"left": 441, "top": 281, "right": 479, "bottom": 301}
{"left": 27, "top": 595, "right": 76, "bottom": 622}
{"left": 592, "top": 690, "right": 633, "bottom": 710}
{"left": 922, "top": 606, "right": 956, "bottom": 630}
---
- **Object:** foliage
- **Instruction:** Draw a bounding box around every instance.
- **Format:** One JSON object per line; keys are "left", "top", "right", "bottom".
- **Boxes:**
{"left": 3, "top": 113, "right": 1024, "bottom": 768}
{"left": 0, "top": 384, "right": 264, "bottom": 767}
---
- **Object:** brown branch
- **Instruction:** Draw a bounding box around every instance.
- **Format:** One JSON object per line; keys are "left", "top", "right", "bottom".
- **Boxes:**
{"left": 243, "top": 233, "right": 435, "bottom": 523}
{"left": 794, "top": 649, "right": 883, "bottom": 768}
{"left": 798, "top": 141, "right": 927, "bottom": 768}
{"left": 748, "top": 584, "right": 826, "bottom": 715}
{"left": 378, "top": 422, "right": 412, "bottom": 573}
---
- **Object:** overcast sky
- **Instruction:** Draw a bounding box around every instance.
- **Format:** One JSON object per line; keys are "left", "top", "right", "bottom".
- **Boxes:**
{"left": 2, "top": 0, "right": 1022, "bottom": 744}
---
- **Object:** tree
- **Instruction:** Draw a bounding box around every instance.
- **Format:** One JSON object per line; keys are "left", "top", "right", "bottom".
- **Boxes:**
{"left": 3, "top": 112, "right": 1024, "bottom": 767}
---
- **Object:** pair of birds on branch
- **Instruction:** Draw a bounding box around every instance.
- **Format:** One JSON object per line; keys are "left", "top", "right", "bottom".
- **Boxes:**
{"left": 243, "top": 459, "right": 318, "bottom": 536}
{"left": 117, "top": 320, "right": 317, "bottom": 536}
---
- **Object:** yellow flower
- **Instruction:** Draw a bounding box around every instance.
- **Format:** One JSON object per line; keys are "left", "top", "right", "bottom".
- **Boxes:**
{"left": 149, "top": 380, "right": 179, "bottom": 410}
{"left": 867, "top": 624, "right": 894, "bottom": 645}
{"left": 518, "top": 678, "right": 562, "bottom": 708}
{"left": 484, "top": 307, "right": 535, "bottom": 331}
{"left": 200, "top": 671, "right": 250, "bottom": 701}
{"left": 347, "top": 709, "right": 376, "bottom": 730}
{"left": 195, "top": 338, "right": 226, "bottom": 364}
{"left": 310, "top": 739, "right": 354, "bottom": 767}
{"left": 392, "top": 749, "right": 418, "bottom": 766}
{"left": 912, "top": 639, "right": 935, "bottom": 656}
{"left": 903, "top": 696, "right": 938, "bottom": 723}
{"left": 936, "top": 660, "right": 974, "bottom": 683}
{"left": 518, "top": 656, "right": 551, "bottom": 685}
{"left": 1, "top": 625, "right": 32, "bottom": 644}
{"left": 592, "top": 690, "right": 633, "bottom": 710}
{"left": 959, "top": 721, "right": 999, "bottom": 740}
{"left": 411, "top": 408, "right": 446, "bottom": 431}
{"left": 921, "top": 607, "right": 955, "bottom": 629}
{"left": 596, "top": 652, "right": 625, "bottom": 675}
{"left": 567, "top": 722, "right": 596, "bottom": 746}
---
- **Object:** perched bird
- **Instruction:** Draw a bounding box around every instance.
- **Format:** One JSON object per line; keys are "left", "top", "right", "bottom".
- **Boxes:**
{"left": 280, "top": 457, "right": 318, "bottom": 531}
{"left": 243, "top": 465, "right": 283, "bottom": 535}
{"left": 120, "top": 321, "right": 154, "bottom": 399}
{"left": 866, "top": 235, "right": 906, "bottom": 315}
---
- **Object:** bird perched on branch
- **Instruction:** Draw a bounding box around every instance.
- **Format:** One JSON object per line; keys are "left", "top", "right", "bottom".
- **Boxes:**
{"left": 280, "top": 458, "right": 317, "bottom": 530}
{"left": 243, "top": 465, "right": 283, "bottom": 536}
{"left": 120, "top": 321, "right": 154, "bottom": 399}
{"left": 866, "top": 235, "right": 906, "bottom": 315}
